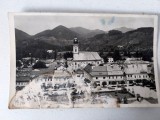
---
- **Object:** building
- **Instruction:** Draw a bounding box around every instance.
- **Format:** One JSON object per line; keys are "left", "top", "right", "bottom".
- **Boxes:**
{"left": 84, "top": 64, "right": 125, "bottom": 88}
{"left": 16, "top": 76, "right": 32, "bottom": 91}
{"left": 75, "top": 69, "right": 84, "bottom": 78}
{"left": 53, "top": 70, "right": 74, "bottom": 86}
{"left": 47, "top": 50, "right": 54, "bottom": 53}
{"left": 72, "top": 38, "right": 104, "bottom": 70}
{"left": 108, "top": 57, "right": 114, "bottom": 63}
{"left": 84, "top": 58, "right": 153, "bottom": 90}
{"left": 124, "top": 58, "right": 152, "bottom": 82}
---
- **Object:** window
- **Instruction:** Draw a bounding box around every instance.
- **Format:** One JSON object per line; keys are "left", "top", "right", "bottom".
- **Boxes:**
{"left": 128, "top": 75, "right": 132, "bottom": 77}
{"left": 109, "top": 81, "right": 116, "bottom": 85}
{"left": 96, "top": 77, "right": 98, "bottom": 79}
{"left": 75, "top": 48, "right": 77, "bottom": 52}
{"left": 103, "top": 77, "right": 105, "bottom": 79}
{"left": 129, "top": 81, "right": 133, "bottom": 84}
{"left": 121, "top": 81, "right": 125, "bottom": 84}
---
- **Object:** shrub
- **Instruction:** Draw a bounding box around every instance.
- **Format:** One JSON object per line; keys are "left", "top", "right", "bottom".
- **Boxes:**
{"left": 32, "top": 61, "right": 47, "bottom": 69}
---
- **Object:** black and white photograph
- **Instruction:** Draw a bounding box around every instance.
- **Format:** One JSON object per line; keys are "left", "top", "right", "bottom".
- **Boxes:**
{"left": 9, "top": 13, "right": 159, "bottom": 108}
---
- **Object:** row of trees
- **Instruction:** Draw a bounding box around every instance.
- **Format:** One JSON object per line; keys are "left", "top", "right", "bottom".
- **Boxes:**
{"left": 16, "top": 47, "right": 74, "bottom": 61}
{"left": 99, "top": 49, "right": 153, "bottom": 63}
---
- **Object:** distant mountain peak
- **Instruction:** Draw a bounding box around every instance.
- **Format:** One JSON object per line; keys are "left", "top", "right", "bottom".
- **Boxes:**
{"left": 15, "top": 28, "right": 31, "bottom": 41}
{"left": 114, "top": 27, "right": 134, "bottom": 33}
{"left": 33, "top": 25, "right": 80, "bottom": 40}
{"left": 53, "top": 25, "right": 68, "bottom": 30}
{"left": 70, "top": 27, "right": 105, "bottom": 38}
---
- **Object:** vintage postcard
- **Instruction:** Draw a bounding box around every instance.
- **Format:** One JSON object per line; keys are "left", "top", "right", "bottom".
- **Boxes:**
{"left": 9, "top": 13, "right": 159, "bottom": 108}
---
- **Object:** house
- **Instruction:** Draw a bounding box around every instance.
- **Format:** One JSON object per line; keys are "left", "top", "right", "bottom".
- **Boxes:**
{"left": 84, "top": 64, "right": 125, "bottom": 87}
{"left": 74, "top": 69, "right": 84, "bottom": 78}
{"left": 57, "top": 65, "right": 66, "bottom": 71}
{"left": 72, "top": 38, "right": 104, "bottom": 70}
{"left": 108, "top": 57, "right": 114, "bottom": 63}
{"left": 47, "top": 50, "right": 54, "bottom": 53}
{"left": 84, "top": 59, "right": 153, "bottom": 90}
{"left": 53, "top": 70, "right": 74, "bottom": 87}
{"left": 16, "top": 76, "right": 32, "bottom": 91}
{"left": 124, "top": 58, "right": 152, "bottom": 82}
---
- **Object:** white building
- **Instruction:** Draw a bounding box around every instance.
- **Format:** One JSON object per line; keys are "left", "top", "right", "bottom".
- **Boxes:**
{"left": 16, "top": 76, "right": 32, "bottom": 91}
{"left": 84, "top": 59, "right": 153, "bottom": 89}
{"left": 124, "top": 58, "right": 151, "bottom": 81}
{"left": 84, "top": 64, "right": 125, "bottom": 87}
{"left": 72, "top": 38, "right": 103, "bottom": 69}
{"left": 53, "top": 70, "right": 74, "bottom": 85}
{"left": 108, "top": 57, "right": 114, "bottom": 63}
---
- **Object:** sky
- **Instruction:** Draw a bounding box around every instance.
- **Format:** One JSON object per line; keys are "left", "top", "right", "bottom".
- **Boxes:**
{"left": 14, "top": 14, "right": 154, "bottom": 35}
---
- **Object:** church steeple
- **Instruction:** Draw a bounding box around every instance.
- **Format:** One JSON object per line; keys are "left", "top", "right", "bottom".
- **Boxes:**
{"left": 73, "top": 38, "right": 79, "bottom": 54}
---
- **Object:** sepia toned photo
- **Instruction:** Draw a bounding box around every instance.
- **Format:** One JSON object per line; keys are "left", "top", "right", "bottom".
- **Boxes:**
{"left": 9, "top": 13, "right": 159, "bottom": 108}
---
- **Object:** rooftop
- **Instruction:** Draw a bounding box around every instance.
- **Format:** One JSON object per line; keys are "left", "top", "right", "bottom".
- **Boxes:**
{"left": 54, "top": 70, "right": 72, "bottom": 78}
{"left": 74, "top": 51, "right": 102, "bottom": 61}
{"left": 84, "top": 64, "right": 124, "bottom": 76}
{"left": 16, "top": 76, "right": 31, "bottom": 82}
{"left": 75, "top": 69, "right": 84, "bottom": 74}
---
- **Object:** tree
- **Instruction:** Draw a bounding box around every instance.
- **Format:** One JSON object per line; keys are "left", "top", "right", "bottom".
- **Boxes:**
{"left": 54, "top": 50, "right": 57, "bottom": 60}
{"left": 108, "top": 30, "right": 122, "bottom": 36}
{"left": 113, "top": 50, "right": 121, "bottom": 61}
{"left": 63, "top": 52, "right": 73, "bottom": 60}
{"left": 32, "top": 61, "right": 47, "bottom": 69}
{"left": 16, "top": 60, "right": 22, "bottom": 68}
{"left": 99, "top": 51, "right": 104, "bottom": 57}
{"left": 123, "top": 50, "right": 131, "bottom": 57}
{"left": 64, "top": 61, "right": 68, "bottom": 68}
{"left": 142, "top": 49, "right": 153, "bottom": 62}
{"left": 41, "top": 49, "right": 49, "bottom": 59}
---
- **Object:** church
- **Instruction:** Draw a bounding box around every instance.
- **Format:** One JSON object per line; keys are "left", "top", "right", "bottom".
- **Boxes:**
{"left": 72, "top": 38, "right": 104, "bottom": 70}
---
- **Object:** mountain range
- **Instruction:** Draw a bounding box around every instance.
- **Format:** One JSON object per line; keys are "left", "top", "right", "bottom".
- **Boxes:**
{"left": 114, "top": 27, "right": 133, "bottom": 33}
{"left": 15, "top": 25, "right": 154, "bottom": 59}
{"left": 70, "top": 27, "right": 105, "bottom": 38}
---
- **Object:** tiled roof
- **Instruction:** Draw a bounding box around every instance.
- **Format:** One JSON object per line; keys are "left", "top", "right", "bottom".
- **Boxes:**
{"left": 85, "top": 64, "right": 123, "bottom": 76}
{"left": 74, "top": 51, "right": 102, "bottom": 61}
{"left": 84, "top": 64, "right": 92, "bottom": 73}
{"left": 54, "top": 70, "right": 72, "bottom": 78}
{"left": 16, "top": 76, "right": 31, "bottom": 82}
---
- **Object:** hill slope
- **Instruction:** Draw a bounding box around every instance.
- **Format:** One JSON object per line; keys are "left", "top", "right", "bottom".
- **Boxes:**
{"left": 70, "top": 27, "right": 105, "bottom": 38}
{"left": 15, "top": 26, "right": 154, "bottom": 59}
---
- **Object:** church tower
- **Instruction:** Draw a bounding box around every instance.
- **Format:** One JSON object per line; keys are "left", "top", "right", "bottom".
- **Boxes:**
{"left": 73, "top": 38, "right": 79, "bottom": 54}
{"left": 73, "top": 38, "right": 79, "bottom": 60}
